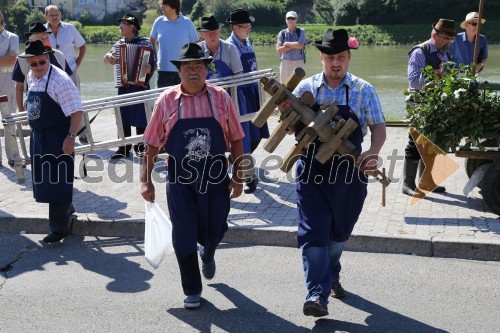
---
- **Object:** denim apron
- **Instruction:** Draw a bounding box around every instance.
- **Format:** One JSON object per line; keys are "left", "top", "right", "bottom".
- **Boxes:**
{"left": 165, "top": 92, "right": 230, "bottom": 295}
{"left": 206, "top": 42, "right": 250, "bottom": 153}
{"left": 231, "top": 35, "right": 269, "bottom": 153}
{"left": 27, "top": 66, "right": 73, "bottom": 204}
{"left": 296, "top": 85, "right": 368, "bottom": 247}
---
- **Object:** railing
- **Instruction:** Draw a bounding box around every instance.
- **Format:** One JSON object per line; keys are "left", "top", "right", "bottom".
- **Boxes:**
{"left": 1, "top": 69, "right": 276, "bottom": 183}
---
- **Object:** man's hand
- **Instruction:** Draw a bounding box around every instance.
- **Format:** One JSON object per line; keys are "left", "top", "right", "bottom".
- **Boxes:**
{"left": 62, "top": 136, "right": 75, "bottom": 154}
{"left": 228, "top": 176, "right": 243, "bottom": 199}
{"left": 356, "top": 150, "right": 380, "bottom": 177}
{"left": 104, "top": 52, "right": 115, "bottom": 65}
{"left": 141, "top": 182, "right": 155, "bottom": 203}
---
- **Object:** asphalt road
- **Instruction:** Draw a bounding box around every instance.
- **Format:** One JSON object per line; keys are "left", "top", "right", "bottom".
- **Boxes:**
{"left": 1, "top": 233, "right": 499, "bottom": 333}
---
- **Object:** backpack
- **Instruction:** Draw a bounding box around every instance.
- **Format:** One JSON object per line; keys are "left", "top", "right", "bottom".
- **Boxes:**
{"left": 280, "top": 28, "right": 306, "bottom": 63}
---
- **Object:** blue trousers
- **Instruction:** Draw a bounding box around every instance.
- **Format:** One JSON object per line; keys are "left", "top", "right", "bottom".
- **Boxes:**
{"left": 48, "top": 202, "right": 72, "bottom": 234}
{"left": 302, "top": 241, "right": 345, "bottom": 306}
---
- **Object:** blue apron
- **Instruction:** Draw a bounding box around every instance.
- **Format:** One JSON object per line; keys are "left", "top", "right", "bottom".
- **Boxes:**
{"left": 27, "top": 66, "right": 74, "bottom": 204}
{"left": 118, "top": 85, "right": 148, "bottom": 128}
{"left": 296, "top": 85, "right": 367, "bottom": 247}
{"left": 165, "top": 92, "right": 230, "bottom": 259}
{"left": 231, "top": 35, "right": 269, "bottom": 152}
{"left": 206, "top": 42, "right": 250, "bottom": 153}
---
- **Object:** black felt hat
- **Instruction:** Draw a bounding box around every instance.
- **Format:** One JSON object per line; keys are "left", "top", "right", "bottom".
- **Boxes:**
{"left": 432, "top": 19, "right": 456, "bottom": 37}
{"left": 198, "top": 15, "right": 224, "bottom": 31}
{"left": 18, "top": 40, "right": 55, "bottom": 58}
{"left": 117, "top": 13, "right": 141, "bottom": 31}
{"left": 226, "top": 9, "right": 255, "bottom": 24}
{"left": 25, "top": 21, "right": 52, "bottom": 37}
{"left": 313, "top": 28, "right": 358, "bottom": 55}
{"left": 170, "top": 43, "right": 213, "bottom": 67}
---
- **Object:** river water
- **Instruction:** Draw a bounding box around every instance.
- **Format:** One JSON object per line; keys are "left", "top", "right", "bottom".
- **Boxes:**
{"left": 78, "top": 44, "right": 500, "bottom": 119}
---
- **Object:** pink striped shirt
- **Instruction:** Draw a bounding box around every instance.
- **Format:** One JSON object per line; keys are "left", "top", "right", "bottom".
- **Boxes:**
{"left": 143, "top": 83, "right": 245, "bottom": 149}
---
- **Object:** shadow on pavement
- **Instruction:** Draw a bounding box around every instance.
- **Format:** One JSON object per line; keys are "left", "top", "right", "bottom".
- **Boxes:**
{"left": 3, "top": 235, "right": 152, "bottom": 293}
{"left": 167, "top": 282, "right": 308, "bottom": 333}
{"left": 312, "top": 292, "right": 449, "bottom": 333}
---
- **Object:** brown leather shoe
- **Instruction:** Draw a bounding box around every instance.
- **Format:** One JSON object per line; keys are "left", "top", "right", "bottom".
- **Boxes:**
{"left": 331, "top": 280, "right": 346, "bottom": 299}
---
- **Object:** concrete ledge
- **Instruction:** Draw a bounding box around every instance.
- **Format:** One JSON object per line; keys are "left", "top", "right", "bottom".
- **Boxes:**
{"left": 433, "top": 238, "right": 500, "bottom": 261}
{"left": 2, "top": 216, "right": 499, "bottom": 262}
{"left": 346, "top": 234, "right": 433, "bottom": 257}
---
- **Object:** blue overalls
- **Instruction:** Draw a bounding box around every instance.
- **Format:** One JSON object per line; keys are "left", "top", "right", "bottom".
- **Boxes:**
{"left": 165, "top": 92, "right": 230, "bottom": 296}
{"left": 231, "top": 35, "right": 269, "bottom": 153}
{"left": 296, "top": 85, "right": 367, "bottom": 306}
{"left": 206, "top": 42, "right": 251, "bottom": 153}
{"left": 27, "top": 66, "right": 74, "bottom": 234}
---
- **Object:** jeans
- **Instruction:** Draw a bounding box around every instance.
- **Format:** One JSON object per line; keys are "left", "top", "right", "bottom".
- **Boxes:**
{"left": 302, "top": 240, "right": 345, "bottom": 305}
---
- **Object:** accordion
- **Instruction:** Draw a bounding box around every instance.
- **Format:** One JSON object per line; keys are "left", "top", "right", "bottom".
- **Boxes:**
{"left": 113, "top": 44, "right": 151, "bottom": 88}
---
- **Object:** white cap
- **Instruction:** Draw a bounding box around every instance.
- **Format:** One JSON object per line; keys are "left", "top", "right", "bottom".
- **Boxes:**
{"left": 286, "top": 11, "right": 298, "bottom": 19}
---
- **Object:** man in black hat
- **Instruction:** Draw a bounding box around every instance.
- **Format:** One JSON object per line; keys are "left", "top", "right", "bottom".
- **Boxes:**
{"left": 141, "top": 43, "right": 245, "bottom": 309}
{"left": 20, "top": 40, "right": 83, "bottom": 243}
{"left": 198, "top": 15, "right": 243, "bottom": 79}
{"left": 104, "top": 13, "right": 156, "bottom": 159}
{"left": 279, "top": 28, "right": 386, "bottom": 317}
{"left": 226, "top": 8, "right": 270, "bottom": 193}
{"left": 403, "top": 19, "right": 455, "bottom": 196}
{"left": 13, "top": 21, "right": 72, "bottom": 115}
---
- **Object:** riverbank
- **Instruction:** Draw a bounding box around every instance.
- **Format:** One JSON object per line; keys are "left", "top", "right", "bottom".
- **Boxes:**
{"left": 78, "top": 22, "right": 500, "bottom": 45}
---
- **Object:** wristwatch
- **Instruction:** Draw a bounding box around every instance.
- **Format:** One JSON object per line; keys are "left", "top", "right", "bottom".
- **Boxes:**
{"left": 68, "top": 132, "right": 77, "bottom": 138}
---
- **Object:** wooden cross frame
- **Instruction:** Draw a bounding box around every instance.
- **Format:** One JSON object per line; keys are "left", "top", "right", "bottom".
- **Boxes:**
{"left": 252, "top": 68, "right": 391, "bottom": 205}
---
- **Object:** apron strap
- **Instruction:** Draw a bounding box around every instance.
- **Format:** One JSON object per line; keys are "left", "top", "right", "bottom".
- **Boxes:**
{"left": 45, "top": 66, "right": 53, "bottom": 92}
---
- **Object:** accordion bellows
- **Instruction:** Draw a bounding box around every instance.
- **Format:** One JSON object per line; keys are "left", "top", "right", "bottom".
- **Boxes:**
{"left": 114, "top": 44, "right": 151, "bottom": 87}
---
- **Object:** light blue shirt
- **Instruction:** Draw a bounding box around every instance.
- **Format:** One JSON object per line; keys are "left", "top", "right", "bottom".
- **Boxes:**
{"left": 150, "top": 14, "right": 198, "bottom": 72}
{"left": 451, "top": 32, "right": 488, "bottom": 66}
{"left": 293, "top": 72, "right": 385, "bottom": 136}
{"left": 277, "top": 28, "right": 306, "bottom": 61}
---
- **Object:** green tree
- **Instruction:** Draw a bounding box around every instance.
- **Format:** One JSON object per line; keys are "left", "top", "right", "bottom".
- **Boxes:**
{"left": 8, "top": 0, "right": 30, "bottom": 37}
{"left": 313, "top": 0, "right": 335, "bottom": 25}
{"left": 191, "top": 0, "right": 205, "bottom": 22}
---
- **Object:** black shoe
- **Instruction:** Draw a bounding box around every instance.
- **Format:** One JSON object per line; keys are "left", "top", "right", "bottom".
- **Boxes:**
{"left": 244, "top": 177, "right": 258, "bottom": 194}
{"left": 419, "top": 181, "right": 446, "bottom": 193}
{"left": 110, "top": 148, "right": 131, "bottom": 159}
{"left": 133, "top": 143, "right": 146, "bottom": 157}
{"left": 201, "top": 259, "right": 216, "bottom": 280}
{"left": 331, "top": 280, "right": 346, "bottom": 299}
{"left": 42, "top": 232, "right": 69, "bottom": 243}
{"left": 303, "top": 300, "right": 328, "bottom": 317}
{"left": 79, "top": 136, "right": 88, "bottom": 143}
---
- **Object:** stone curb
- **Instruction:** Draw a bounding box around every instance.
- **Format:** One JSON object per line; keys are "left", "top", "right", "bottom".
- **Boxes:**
{"left": 1, "top": 216, "right": 498, "bottom": 262}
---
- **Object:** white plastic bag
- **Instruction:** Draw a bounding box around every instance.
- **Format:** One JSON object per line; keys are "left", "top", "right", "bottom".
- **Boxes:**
{"left": 144, "top": 201, "right": 174, "bottom": 269}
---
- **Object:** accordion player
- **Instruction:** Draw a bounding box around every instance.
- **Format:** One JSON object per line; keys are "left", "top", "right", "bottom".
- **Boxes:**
{"left": 113, "top": 43, "right": 152, "bottom": 87}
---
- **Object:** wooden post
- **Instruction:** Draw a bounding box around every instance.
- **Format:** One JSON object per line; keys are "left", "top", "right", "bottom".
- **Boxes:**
{"left": 472, "top": 0, "right": 484, "bottom": 74}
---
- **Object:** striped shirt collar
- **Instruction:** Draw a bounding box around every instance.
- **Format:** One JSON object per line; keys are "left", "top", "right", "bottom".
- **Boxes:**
{"left": 174, "top": 83, "right": 209, "bottom": 99}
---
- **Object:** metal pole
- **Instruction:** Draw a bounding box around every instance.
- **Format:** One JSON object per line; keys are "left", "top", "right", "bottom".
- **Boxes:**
{"left": 472, "top": 0, "right": 485, "bottom": 74}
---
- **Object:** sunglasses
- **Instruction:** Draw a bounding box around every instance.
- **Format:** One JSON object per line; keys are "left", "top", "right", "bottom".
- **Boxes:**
{"left": 286, "top": 17, "right": 297, "bottom": 20}
{"left": 29, "top": 60, "right": 47, "bottom": 67}
{"left": 469, "top": 22, "right": 478, "bottom": 27}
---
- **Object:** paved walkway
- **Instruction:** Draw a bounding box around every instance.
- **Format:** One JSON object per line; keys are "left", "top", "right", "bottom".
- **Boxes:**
{"left": 1, "top": 111, "right": 499, "bottom": 260}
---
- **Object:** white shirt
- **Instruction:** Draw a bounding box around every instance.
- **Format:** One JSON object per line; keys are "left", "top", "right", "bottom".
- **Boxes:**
{"left": 44, "top": 21, "right": 86, "bottom": 72}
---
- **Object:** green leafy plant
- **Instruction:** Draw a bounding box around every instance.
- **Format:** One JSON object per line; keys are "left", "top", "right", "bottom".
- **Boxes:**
{"left": 405, "top": 64, "right": 500, "bottom": 153}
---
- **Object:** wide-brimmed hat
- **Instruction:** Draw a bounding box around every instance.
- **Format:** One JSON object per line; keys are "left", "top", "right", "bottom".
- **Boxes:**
{"left": 286, "top": 11, "right": 298, "bottom": 19}
{"left": 117, "top": 13, "right": 141, "bottom": 31}
{"left": 432, "top": 19, "right": 456, "bottom": 37}
{"left": 313, "top": 28, "right": 358, "bottom": 55}
{"left": 460, "top": 12, "right": 486, "bottom": 29}
{"left": 226, "top": 9, "right": 255, "bottom": 24}
{"left": 170, "top": 43, "right": 213, "bottom": 67}
{"left": 198, "top": 15, "right": 223, "bottom": 31}
{"left": 18, "top": 40, "right": 55, "bottom": 58}
{"left": 25, "top": 21, "right": 52, "bottom": 37}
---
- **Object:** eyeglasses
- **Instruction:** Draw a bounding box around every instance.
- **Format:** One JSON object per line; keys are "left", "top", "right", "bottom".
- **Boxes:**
{"left": 469, "top": 22, "right": 478, "bottom": 27}
{"left": 237, "top": 25, "right": 251, "bottom": 30}
{"left": 286, "top": 17, "right": 297, "bottom": 20}
{"left": 29, "top": 60, "right": 47, "bottom": 67}
{"left": 437, "top": 33, "right": 455, "bottom": 42}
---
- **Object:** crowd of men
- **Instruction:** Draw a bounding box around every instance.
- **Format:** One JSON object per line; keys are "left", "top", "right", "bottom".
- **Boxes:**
{"left": 0, "top": 3, "right": 489, "bottom": 318}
